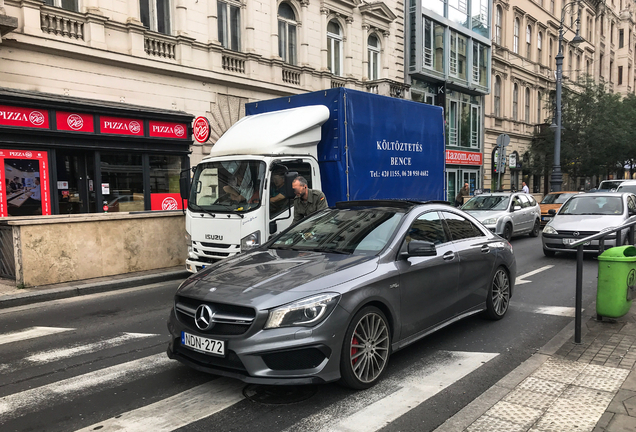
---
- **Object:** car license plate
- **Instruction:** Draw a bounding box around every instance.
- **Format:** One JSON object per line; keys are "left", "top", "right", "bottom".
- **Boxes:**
{"left": 181, "top": 332, "right": 225, "bottom": 356}
{"left": 542, "top": 216, "right": 551, "bottom": 221}
{"left": 562, "top": 238, "right": 591, "bottom": 246}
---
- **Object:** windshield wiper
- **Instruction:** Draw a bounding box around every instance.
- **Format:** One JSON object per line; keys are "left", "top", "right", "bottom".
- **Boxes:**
{"left": 311, "top": 248, "right": 352, "bottom": 255}
{"left": 189, "top": 203, "right": 216, "bottom": 217}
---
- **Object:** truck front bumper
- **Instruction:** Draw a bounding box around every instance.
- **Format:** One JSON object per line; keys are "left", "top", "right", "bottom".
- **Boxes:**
{"left": 186, "top": 241, "right": 241, "bottom": 272}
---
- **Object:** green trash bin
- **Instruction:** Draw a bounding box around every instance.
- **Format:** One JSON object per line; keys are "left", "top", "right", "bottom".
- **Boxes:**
{"left": 597, "top": 245, "right": 636, "bottom": 318}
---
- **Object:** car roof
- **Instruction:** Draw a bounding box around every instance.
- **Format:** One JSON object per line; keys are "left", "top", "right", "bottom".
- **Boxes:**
{"left": 617, "top": 180, "right": 636, "bottom": 186}
{"left": 574, "top": 192, "right": 629, "bottom": 198}
{"left": 471, "top": 192, "right": 528, "bottom": 197}
{"left": 546, "top": 191, "right": 580, "bottom": 194}
{"left": 334, "top": 199, "right": 453, "bottom": 209}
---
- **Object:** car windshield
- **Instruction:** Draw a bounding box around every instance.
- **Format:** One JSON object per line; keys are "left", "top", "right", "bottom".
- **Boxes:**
{"left": 598, "top": 180, "right": 623, "bottom": 190}
{"left": 559, "top": 196, "right": 624, "bottom": 215}
{"left": 270, "top": 207, "right": 404, "bottom": 255}
{"left": 462, "top": 195, "right": 510, "bottom": 211}
{"left": 541, "top": 193, "right": 578, "bottom": 204}
{"left": 617, "top": 184, "right": 636, "bottom": 194}
{"left": 189, "top": 160, "right": 266, "bottom": 213}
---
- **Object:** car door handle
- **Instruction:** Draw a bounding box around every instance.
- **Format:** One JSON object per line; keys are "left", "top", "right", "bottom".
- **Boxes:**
{"left": 442, "top": 251, "right": 455, "bottom": 261}
{"left": 481, "top": 245, "right": 490, "bottom": 253}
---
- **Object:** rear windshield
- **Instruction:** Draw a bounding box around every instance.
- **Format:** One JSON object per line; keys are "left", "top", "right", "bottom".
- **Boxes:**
{"left": 462, "top": 195, "right": 510, "bottom": 211}
{"left": 617, "top": 184, "right": 636, "bottom": 194}
{"left": 559, "top": 196, "right": 623, "bottom": 215}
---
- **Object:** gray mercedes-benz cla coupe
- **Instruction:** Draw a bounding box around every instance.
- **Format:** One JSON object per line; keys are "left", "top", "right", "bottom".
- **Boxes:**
{"left": 167, "top": 200, "right": 516, "bottom": 389}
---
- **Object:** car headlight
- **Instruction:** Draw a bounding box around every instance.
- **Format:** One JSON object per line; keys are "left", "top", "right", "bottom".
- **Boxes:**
{"left": 264, "top": 293, "right": 341, "bottom": 329}
{"left": 543, "top": 225, "right": 558, "bottom": 234}
{"left": 241, "top": 231, "right": 261, "bottom": 250}
{"left": 482, "top": 217, "right": 499, "bottom": 225}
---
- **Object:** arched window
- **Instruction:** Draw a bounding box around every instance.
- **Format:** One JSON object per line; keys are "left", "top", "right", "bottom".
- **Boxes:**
{"left": 368, "top": 34, "right": 381, "bottom": 80}
{"left": 327, "top": 20, "right": 343, "bottom": 76}
{"left": 495, "top": 6, "right": 502, "bottom": 45}
{"left": 513, "top": 83, "right": 518, "bottom": 120}
{"left": 494, "top": 76, "right": 501, "bottom": 117}
{"left": 526, "top": 25, "right": 532, "bottom": 59}
{"left": 278, "top": 3, "right": 297, "bottom": 65}
{"left": 537, "top": 32, "right": 543, "bottom": 64}
{"left": 537, "top": 91, "right": 542, "bottom": 123}
{"left": 513, "top": 18, "right": 520, "bottom": 53}
{"left": 525, "top": 87, "right": 530, "bottom": 123}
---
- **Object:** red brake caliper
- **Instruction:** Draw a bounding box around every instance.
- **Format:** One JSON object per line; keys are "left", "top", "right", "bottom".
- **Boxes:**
{"left": 351, "top": 336, "right": 359, "bottom": 364}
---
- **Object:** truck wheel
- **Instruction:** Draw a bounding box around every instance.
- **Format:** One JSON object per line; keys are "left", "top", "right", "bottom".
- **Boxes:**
{"left": 339, "top": 306, "right": 391, "bottom": 390}
{"left": 484, "top": 267, "right": 510, "bottom": 320}
{"left": 502, "top": 223, "right": 512, "bottom": 241}
{"left": 529, "top": 220, "right": 540, "bottom": 237}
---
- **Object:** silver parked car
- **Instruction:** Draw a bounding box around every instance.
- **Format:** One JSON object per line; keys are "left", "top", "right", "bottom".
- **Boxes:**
{"left": 462, "top": 192, "right": 541, "bottom": 241}
{"left": 542, "top": 192, "right": 636, "bottom": 256}
{"left": 167, "top": 200, "right": 516, "bottom": 389}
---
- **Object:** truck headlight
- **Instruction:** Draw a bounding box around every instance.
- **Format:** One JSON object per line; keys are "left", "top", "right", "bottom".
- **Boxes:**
{"left": 186, "top": 232, "right": 198, "bottom": 259}
{"left": 543, "top": 225, "right": 558, "bottom": 234}
{"left": 241, "top": 231, "right": 261, "bottom": 250}
{"left": 482, "top": 217, "right": 498, "bottom": 225}
{"left": 264, "top": 293, "right": 341, "bottom": 329}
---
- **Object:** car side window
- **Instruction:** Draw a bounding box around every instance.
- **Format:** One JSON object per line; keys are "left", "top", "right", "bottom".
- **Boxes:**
{"left": 511, "top": 195, "right": 522, "bottom": 210}
{"left": 528, "top": 195, "right": 537, "bottom": 206}
{"left": 404, "top": 211, "right": 449, "bottom": 245}
{"left": 628, "top": 196, "right": 636, "bottom": 213}
{"left": 441, "top": 211, "right": 485, "bottom": 240}
{"left": 518, "top": 195, "right": 530, "bottom": 208}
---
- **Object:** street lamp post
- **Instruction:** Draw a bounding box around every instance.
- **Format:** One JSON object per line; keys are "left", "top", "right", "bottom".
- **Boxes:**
{"left": 551, "top": 0, "right": 584, "bottom": 192}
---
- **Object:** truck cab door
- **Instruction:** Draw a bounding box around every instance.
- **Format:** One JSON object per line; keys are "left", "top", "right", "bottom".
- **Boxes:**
{"left": 268, "top": 158, "right": 321, "bottom": 235}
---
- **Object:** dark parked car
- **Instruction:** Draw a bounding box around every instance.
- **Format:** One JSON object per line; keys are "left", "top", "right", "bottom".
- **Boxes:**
{"left": 167, "top": 200, "right": 516, "bottom": 389}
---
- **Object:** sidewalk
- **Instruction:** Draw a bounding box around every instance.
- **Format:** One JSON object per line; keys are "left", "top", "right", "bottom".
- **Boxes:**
{"left": 0, "top": 266, "right": 190, "bottom": 309}
{"left": 435, "top": 306, "right": 636, "bottom": 432}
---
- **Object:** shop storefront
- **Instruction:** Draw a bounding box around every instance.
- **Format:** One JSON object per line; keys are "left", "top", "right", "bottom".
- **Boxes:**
{"left": 0, "top": 88, "right": 192, "bottom": 217}
{"left": 445, "top": 149, "right": 483, "bottom": 202}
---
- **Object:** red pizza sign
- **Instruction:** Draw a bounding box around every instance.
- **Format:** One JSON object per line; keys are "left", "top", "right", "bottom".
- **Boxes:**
{"left": 193, "top": 116, "right": 211, "bottom": 143}
{"left": 151, "top": 193, "right": 185, "bottom": 211}
{"left": 100, "top": 116, "right": 144, "bottom": 136}
{"left": 0, "top": 105, "right": 49, "bottom": 129}
{"left": 446, "top": 150, "right": 483, "bottom": 166}
{"left": 149, "top": 121, "right": 188, "bottom": 139}
{"left": 56, "top": 111, "right": 94, "bottom": 132}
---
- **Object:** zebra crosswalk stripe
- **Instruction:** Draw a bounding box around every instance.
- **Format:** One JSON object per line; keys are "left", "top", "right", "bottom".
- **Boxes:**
{"left": 74, "top": 378, "right": 245, "bottom": 432}
{"left": 0, "top": 326, "right": 74, "bottom": 346}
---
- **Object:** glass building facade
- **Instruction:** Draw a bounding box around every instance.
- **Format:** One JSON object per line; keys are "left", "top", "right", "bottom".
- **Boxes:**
{"left": 407, "top": 0, "right": 492, "bottom": 203}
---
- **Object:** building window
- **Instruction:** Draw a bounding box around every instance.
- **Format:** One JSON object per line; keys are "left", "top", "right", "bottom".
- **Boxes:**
{"left": 495, "top": 6, "right": 502, "bottom": 45}
{"left": 537, "top": 91, "right": 542, "bottom": 123}
{"left": 423, "top": 17, "right": 444, "bottom": 74}
{"left": 619, "top": 29, "right": 624, "bottom": 48}
{"left": 139, "top": 0, "right": 170, "bottom": 34}
{"left": 576, "top": 55, "right": 580, "bottom": 80}
{"left": 368, "top": 34, "right": 381, "bottom": 80}
{"left": 472, "top": 41, "right": 488, "bottom": 87}
{"left": 494, "top": 76, "right": 501, "bottom": 117}
{"left": 525, "top": 87, "right": 530, "bottom": 123}
{"left": 600, "top": 53, "right": 604, "bottom": 78}
{"left": 610, "top": 60, "right": 613, "bottom": 82}
{"left": 619, "top": 66, "right": 623, "bottom": 85}
{"left": 101, "top": 153, "right": 144, "bottom": 213}
{"left": 513, "top": 18, "right": 519, "bottom": 54}
{"left": 43, "top": 0, "right": 78, "bottom": 11}
{"left": 278, "top": 3, "right": 297, "bottom": 65}
{"left": 150, "top": 155, "right": 185, "bottom": 195}
{"left": 568, "top": 50, "right": 573, "bottom": 77}
{"left": 588, "top": 18, "right": 592, "bottom": 41}
{"left": 513, "top": 83, "right": 518, "bottom": 120}
{"left": 587, "top": 59, "right": 590, "bottom": 75}
{"left": 471, "top": 0, "right": 489, "bottom": 38}
{"left": 611, "top": 22, "right": 614, "bottom": 44}
{"left": 327, "top": 20, "right": 343, "bottom": 76}
{"left": 549, "top": 38, "right": 554, "bottom": 69}
{"left": 218, "top": 0, "right": 241, "bottom": 51}
{"left": 450, "top": 30, "right": 467, "bottom": 80}
{"left": 550, "top": 0, "right": 555, "bottom": 14}
{"left": 526, "top": 25, "right": 532, "bottom": 60}
{"left": 537, "top": 31, "right": 543, "bottom": 64}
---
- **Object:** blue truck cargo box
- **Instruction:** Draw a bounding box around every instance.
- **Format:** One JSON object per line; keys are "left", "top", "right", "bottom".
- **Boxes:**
{"left": 246, "top": 88, "right": 445, "bottom": 203}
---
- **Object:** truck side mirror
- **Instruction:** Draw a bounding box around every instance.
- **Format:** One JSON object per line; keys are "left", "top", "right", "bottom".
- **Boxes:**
{"left": 179, "top": 170, "right": 191, "bottom": 200}
{"left": 269, "top": 221, "right": 277, "bottom": 235}
{"left": 283, "top": 171, "right": 299, "bottom": 199}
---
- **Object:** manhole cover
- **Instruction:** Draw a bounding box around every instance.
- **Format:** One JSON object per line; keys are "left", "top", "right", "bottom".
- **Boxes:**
{"left": 243, "top": 384, "right": 318, "bottom": 404}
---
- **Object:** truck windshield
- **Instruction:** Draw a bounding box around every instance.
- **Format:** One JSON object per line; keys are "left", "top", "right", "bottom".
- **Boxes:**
{"left": 189, "top": 160, "right": 266, "bottom": 213}
{"left": 270, "top": 208, "right": 404, "bottom": 255}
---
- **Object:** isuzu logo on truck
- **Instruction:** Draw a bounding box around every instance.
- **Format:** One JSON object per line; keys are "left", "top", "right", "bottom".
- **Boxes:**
{"left": 205, "top": 234, "right": 223, "bottom": 240}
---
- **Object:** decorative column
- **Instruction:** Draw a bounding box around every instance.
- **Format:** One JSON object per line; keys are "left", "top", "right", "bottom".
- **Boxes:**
{"left": 271, "top": 0, "right": 280, "bottom": 58}
{"left": 320, "top": 7, "right": 329, "bottom": 70}
{"left": 383, "top": 30, "right": 390, "bottom": 79}
{"left": 175, "top": 0, "right": 187, "bottom": 35}
{"left": 207, "top": 0, "right": 219, "bottom": 44}
{"left": 345, "top": 16, "right": 353, "bottom": 77}
{"left": 245, "top": 0, "right": 255, "bottom": 52}
{"left": 362, "top": 24, "right": 369, "bottom": 80}
{"left": 300, "top": 0, "right": 309, "bottom": 65}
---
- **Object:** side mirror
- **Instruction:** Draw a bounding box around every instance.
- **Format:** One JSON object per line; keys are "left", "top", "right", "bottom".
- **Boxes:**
{"left": 269, "top": 221, "right": 278, "bottom": 235}
{"left": 404, "top": 240, "right": 437, "bottom": 257}
{"left": 589, "top": 188, "right": 598, "bottom": 192}
{"left": 513, "top": 205, "right": 522, "bottom": 212}
{"left": 283, "top": 171, "right": 299, "bottom": 199}
{"left": 548, "top": 209, "right": 557, "bottom": 215}
{"left": 179, "top": 170, "right": 191, "bottom": 200}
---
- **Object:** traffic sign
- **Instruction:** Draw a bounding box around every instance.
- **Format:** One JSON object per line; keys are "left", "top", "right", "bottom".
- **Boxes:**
{"left": 496, "top": 134, "right": 510, "bottom": 148}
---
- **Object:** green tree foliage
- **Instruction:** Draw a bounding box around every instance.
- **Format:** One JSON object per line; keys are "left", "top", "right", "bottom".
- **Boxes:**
{"left": 530, "top": 77, "right": 631, "bottom": 179}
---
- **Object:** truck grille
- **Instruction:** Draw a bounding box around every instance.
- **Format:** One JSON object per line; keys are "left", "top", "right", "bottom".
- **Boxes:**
{"left": 175, "top": 296, "right": 256, "bottom": 336}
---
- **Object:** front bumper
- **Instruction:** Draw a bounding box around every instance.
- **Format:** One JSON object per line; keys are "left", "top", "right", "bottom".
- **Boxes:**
{"left": 186, "top": 241, "right": 241, "bottom": 273}
{"left": 542, "top": 233, "right": 618, "bottom": 253}
{"left": 166, "top": 305, "right": 349, "bottom": 384}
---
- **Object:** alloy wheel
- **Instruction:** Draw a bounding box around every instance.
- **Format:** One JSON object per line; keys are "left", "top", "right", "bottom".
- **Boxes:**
{"left": 349, "top": 312, "right": 390, "bottom": 384}
{"left": 491, "top": 268, "right": 510, "bottom": 316}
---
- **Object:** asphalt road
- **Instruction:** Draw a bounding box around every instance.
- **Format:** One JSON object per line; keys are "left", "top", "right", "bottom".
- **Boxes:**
{"left": 0, "top": 234, "right": 600, "bottom": 432}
